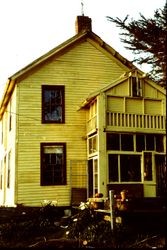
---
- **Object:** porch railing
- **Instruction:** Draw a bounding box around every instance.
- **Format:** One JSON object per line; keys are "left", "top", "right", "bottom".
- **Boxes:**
{"left": 106, "top": 112, "right": 166, "bottom": 130}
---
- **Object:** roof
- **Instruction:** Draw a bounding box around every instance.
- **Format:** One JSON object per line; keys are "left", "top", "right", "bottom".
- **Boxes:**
{"left": 79, "top": 69, "right": 166, "bottom": 109}
{"left": 0, "top": 26, "right": 164, "bottom": 119}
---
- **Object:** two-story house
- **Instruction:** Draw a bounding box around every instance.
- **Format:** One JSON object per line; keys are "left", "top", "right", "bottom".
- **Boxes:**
{"left": 0, "top": 16, "right": 166, "bottom": 207}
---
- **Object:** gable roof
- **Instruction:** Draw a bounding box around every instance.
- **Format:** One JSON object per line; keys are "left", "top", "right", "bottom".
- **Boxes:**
{"left": 80, "top": 69, "right": 166, "bottom": 109}
{"left": 0, "top": 19, "right": 163, "bottom": 119}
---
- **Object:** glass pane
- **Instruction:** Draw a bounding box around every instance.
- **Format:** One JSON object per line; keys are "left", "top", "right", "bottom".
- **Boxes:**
{"left": 94, "top": 174, "right": 98, "bottom": 188}
{"left": 108, "top": 154, "right": 118, "bottom": 182}
{"left": 44, "top": 146, "right": 63, "bottom": 154}
{"left": 42, "top": 144, "right": 64, "bottom": 185}
{"left": 120, "top": 155, "right": 141, "bottom": 182}
{"left": 89, "top": 136, "right": 97, "bottom": 154}
{"left": 155, "top": 135, "right": 164, "bottom": 152}
{"left": 107, "top": 133, "right": 120, "bottom": 150}
{"left": 44, "top": 88, "right": 63, "bottom": 122}
{"left": 146, "top": 134, "right": 154, "bottom": 151}
{"left": 144, "top": 152, "right": 152, "bottom": 181}
{"left": 121, "top": 134, "right": 134, "bottom": 151}
{"left": 132, "top": 77, "right": 138, "bottom": 97}
{"left": 136, "top": 134, "right": 145, "bottom": 152}
{"left": 94, "top": 159, "right": 98, "bottom": 173}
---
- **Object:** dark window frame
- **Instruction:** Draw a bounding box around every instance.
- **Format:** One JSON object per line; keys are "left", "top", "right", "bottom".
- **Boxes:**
{"left": 131, "top": 77, "right": 142, "bottom": 97}
{"left": 42, "top": 85, "right": 65, "bottom": 124}
{"left": 40, "top": 142, "right": 67, "bottom": 186}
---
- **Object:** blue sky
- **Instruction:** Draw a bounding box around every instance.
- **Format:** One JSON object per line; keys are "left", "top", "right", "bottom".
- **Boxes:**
{"left": 0, "top": 0, "right": 166, "bottom": 99}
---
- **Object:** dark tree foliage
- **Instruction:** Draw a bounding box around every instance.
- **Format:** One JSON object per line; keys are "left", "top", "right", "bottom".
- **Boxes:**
{"left": 107, "top": 3, "right": 167, "bottom": 87}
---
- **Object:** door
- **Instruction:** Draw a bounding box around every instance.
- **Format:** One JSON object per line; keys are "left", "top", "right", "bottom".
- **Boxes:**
{"left": 88, "top": 157, "right": 98, "bottom": 198}
{"left": 155, "top": 155, "right": 166, "bottom": 197}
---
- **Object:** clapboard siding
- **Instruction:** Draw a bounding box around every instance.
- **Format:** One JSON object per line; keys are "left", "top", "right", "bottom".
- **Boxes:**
{"left": 14, "top": 40, "right": 126, "bottom": 206}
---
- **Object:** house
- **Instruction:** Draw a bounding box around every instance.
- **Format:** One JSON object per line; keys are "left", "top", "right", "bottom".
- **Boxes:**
{"left": 0, "top": 16, "right": 166, "bottom": 207}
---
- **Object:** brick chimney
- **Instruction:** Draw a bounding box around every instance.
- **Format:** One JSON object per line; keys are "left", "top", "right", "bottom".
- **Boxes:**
{"left": 75, "top": 15, "right": 92, "bottom": 34}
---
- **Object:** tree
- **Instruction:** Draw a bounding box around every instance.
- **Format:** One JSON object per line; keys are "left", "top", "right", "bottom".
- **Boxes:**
{"left": 106, "top": 3, "right": 167, "bottom": 87}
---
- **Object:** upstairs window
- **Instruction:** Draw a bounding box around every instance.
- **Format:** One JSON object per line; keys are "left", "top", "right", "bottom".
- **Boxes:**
{"left": 7, "top": 151, "right": 11, "bottom": 188}
{"left": 42, "top": 85, "right": 65, "bottom": 123}
{"left": 41, "top": 143, "right": 66, "bottom": 186}
{"left": 9, "top": 100, "right": 12, "bottom": 131}
{"left": 88, "top": 134, "right": 97, "bottom": 154}
{"left": 131, "top": 77, "right": 142, "bottom": 97}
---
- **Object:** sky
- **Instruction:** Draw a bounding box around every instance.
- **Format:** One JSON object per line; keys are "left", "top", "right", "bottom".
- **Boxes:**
{"left": 0, "top": 0, "right": 166, "bottom": 100}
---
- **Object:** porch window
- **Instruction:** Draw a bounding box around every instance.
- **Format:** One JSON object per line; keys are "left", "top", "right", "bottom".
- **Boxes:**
{"left": 108, "top": 154, "right": 141, "bottom": 182}
{"left": 155, "top": 135, "right": 164, "bottom": 152}
{"left": 108, "top": 154, "right": 118, "bottom": 181}
{"left": 120, "top": 155, "right": 141, "bottom": 182}
{"left": 146, "top": 134, "right": 154, "bottom": 151}
{"left": 40, "top": 143, "right": 66, "bottom": 186}
{"left": 121, "top": 134, "right": 134, "bottom": 151}
{"left": 136, "top": 134, "right": 145, "bottom": 152}
{"left": 107, "top": 134, "right": 120, "bottom": 150}
{"left": 143, "top": 152, "right": 153, "bottom": 181}
{"left": 42, "top": 85, "right": 65, "bottom": 123}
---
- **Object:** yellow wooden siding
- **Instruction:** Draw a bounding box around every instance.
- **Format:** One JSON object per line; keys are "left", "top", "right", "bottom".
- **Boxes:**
{"left": 70, "top": 160, "right": 87, "bottom": 188}
{"left": 15, "top": 40, "right": 126, "bottom": 206}
{"left": 126, "top": 98, "right": 143, "bottom": 113}
{"left": 111, "top": 80, "right": 128, "bottom": 95}
{"left": 144, "top": 99, "right": 162, "bottom": 115}
{"left": 106, "top": 80, "right": 128, "bottom": 95}
{"left": 144, "top": 82, "right": 158, "bottom": 98}
{"left": 107, "top": 96, "right": 124, "bottom": 112}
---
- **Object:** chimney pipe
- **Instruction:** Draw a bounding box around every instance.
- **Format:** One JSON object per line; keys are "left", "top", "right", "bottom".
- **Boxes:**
{"left": 75, "top": 16, "right": 92, "bottom": 34}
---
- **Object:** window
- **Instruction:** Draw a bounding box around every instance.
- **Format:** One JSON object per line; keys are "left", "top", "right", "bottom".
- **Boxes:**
{"left": 143, "top": 152, "right": 152, "bottom": 181}
{"left": 120, "top": 155, "right": 141, "bottom": 182}
{"left": 131, "top": 77, "right": 142, "bottom": 97}
{"left": 146, "top": 134, "right": 154, "bottom": 151}
{"left": 108, "top": 154, "right": 118, "bottom": 182}
{"left": 88, "top": 135, "right": 97, "bottom": 154}
{"left": 108, "top": 154, "right": 141, "bottom": 182}
{"left": 7, "top": 151, "right": 11, "bottom": 188}
{"left": 41, "top": 143, "right": 66, "bottom": 186}
{"left": 107, "top": 134, "right": 120, "bottom": 150}
{"left": 9, "top": 100, "right": 12, "bottom": 131}
{"left": 136, "top": 134, "right": 145, "bottom": 152}
{"left": 121, "top": 134, "right": 134, "bottom": 151}
{"left": 42, "top": 85, "right": 65, "bottom": 123}
{"left": 155, "top": 135, "right": 164, "bottom": 152}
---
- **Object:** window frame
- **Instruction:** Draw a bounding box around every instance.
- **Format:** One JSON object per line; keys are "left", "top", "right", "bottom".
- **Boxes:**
{"left": 42, "top": 85, "right": 65, "bottom": 124}
{"left": 40, "top": 142, "right": 67, "bottom": 186}
{"left": 130, "top": 76, "right": 142, "bottom": 97}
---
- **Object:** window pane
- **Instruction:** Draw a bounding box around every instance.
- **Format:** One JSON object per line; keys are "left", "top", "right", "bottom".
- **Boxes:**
{"left": 108, "top": 154, "right": 118, "bottom": 182}
{"left": 144, "top": 152, "right": 152, "bottom": 181}
{"left": 136, "top": 134, "right": 145, "bottom": 152}
{"left": 41, "top": 143, "right": 66, "bottom": 185}
{"left": 107, "top": 134, "right": 120, "bottom": 150}
{"left": 120, "top": 155, "right": 141, "bottom": 182}
{"left": 42, "top": 86, "right": 64, "bottom": 123}
{"left": 121, "top": 134, "right": 133, "bottom": 151}
{"left": 146, "top": 135, "right": 154, "bottom": 151}
{"left": 132, "top": 77, "right": 138, "bottom": 97}
{"left": 89, "top": 135, "right": 97, "bottom": 154}
{"left": 155, "top": 135, "right": 164, "bottom": 152}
